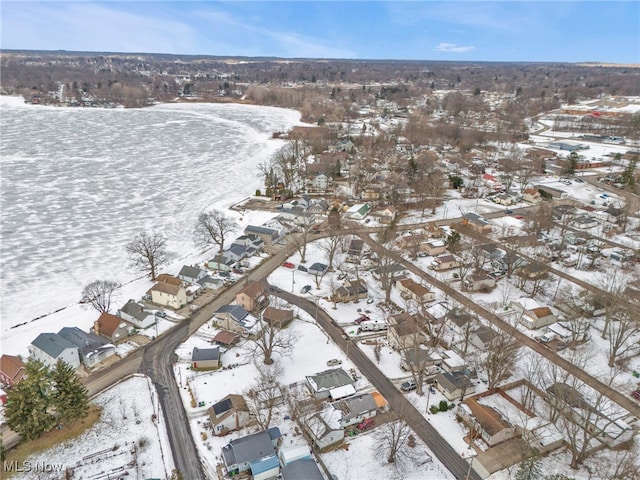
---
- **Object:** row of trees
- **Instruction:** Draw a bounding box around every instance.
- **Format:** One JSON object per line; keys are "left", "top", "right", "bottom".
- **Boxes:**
{"left": 5, "top": 359, "right": 90, "bottom": 441}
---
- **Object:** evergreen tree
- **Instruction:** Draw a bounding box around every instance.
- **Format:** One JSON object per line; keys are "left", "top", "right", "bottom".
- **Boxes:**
{"left": 516, "top": 455, "right": 543, "bottom": 480}
{"left": 563, "top": 151, "right": 579, "bottom": 176}
{"left": 5, "top": 360, "right": 56, "bottom": 440}
{"left": 620, "top": 157, "right": 637, "bottom": 188}
{"left": 51, "top": 359, "right": 89, "bottom": 423}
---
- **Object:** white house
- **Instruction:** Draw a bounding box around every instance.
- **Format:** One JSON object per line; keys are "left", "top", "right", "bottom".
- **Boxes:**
{"left": 118, "top": 299, "right": 156, "bottom": 329}
{"left": 29, "top": 333, "right": 80, "bottom": 369}
{"left": 346, "top": 203, "right": 372, "bottom": 220}
{"left": 208, "top": 394, "right": 250, "bottom": 436}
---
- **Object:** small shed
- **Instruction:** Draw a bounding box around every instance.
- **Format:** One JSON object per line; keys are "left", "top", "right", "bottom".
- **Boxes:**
{"left": 191, "top": 347, "right": 220, "bottom": 370}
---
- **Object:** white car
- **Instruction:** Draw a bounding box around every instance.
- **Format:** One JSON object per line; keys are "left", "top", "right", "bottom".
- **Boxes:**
{"left": 326, "top": 359, "right": 342, "bottom": 367}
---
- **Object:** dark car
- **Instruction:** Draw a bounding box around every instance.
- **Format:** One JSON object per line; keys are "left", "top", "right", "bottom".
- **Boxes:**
{"left": 218, "top": 271, "right": 231, "bottom": 278}
{"left": 300, "top": 285, "right": 312, "bottom": 294}
{"left": 297, "top": 264, "right": 308, "bottom": 272}
{"left": 505, "top": 209, "right": 514, "bottom": 214}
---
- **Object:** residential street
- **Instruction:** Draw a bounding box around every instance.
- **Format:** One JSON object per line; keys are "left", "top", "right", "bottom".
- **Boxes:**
{"left": 272, "top": 288, "right": 484, "bottom": 480}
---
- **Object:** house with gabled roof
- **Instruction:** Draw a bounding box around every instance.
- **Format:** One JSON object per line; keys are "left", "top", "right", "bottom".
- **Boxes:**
{"left": 244, "top": 225, "right": 280, "bottom": 246}
{"left": 117, "top": 299, "right": 156, "bottom": 329}
{"left": 208, "top": 254, "right": 234, "bottom": 272}
{"left": 331, "top": 279, "right": 368, "bottom": 303}
{"left": 306, "top": 368, "right": 356, "bottom": 400}
{"left": 457, "top": 393, "right": 517, "bottom": 447}
{"left": 149, "top": 281, "right": 187, "bottom": 310}
{"left": 92, "top": 312, "right": 133, "bottom": 343}
{"left": 221, "top": 427, "right": 282, "bottom": 478}
{"left": 387, "top": 313, "right": 420, "bottom": 351}
{"left": 520, "top": 306, "right": 557, "bottom": 330}
{"left": 29, "top": 333, "right": 80, "bottom": 369}
{"left": 198, "top": 275, "right": 224, "bottom": 290}
{"left": 208, "top": 394, "right": 250, "bottom": 436}
{"left": 0, "top": 354, "right": 26, "bottom": 387}
{"left": 469, "top": 326, "right": 498, "bottom": 351}
{"left": 331, "top": 391, "right": 386, "bottom": 427}
{"left": 214, "top": 305, "right": 255, "bottom": 333}
{"left": 461, "top": 212, "right": 492, "bottom": 233}
{"left": 262, "top": 307, "right": 294, "bottom": 327}
{"left": 435, "top": 371, "right": 475, "bottom": 401}
{"left": 236, "top": 281, "right": 268, "bottom": 313}
{"left": 397, "top": 278, "right": 436, "bottom": 303}
{"left": 58, "top": 327, "right": 115, "bottom": 368}
{"left": 224, "top": 244, "right": 249, "bottom": 263}
{"left": 346, "top": 203, "right": 372, "bottom": 220}
{"left": 191, "top": 347, "right": 220, "bottom": 370}
{"left": 212, "top": 330, "right": 240, "bottom": 347}
{"left": 178, "top": 265, "right": 207, "bottom": 284}
{"left": 464, "top": 272, "right": 496, "bottom": 292}
{"left": 304, "top": 409, "right": 344, "bottom": 450}
{"left": 423, "top": 239, "right": 447, "bottom": 256}
{"left": 430, "top": 254, "right": 460, "bottom": 271}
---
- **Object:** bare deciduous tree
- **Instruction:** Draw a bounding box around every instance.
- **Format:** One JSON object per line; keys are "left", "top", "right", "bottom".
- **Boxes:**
{"left": 607, "top": 307, "right": 640, "bottom": 367}
{"left": 245, "top": 362, "right": 284, "bottom": 430}
{"left": 249, "top": 313, "right": 297, "bottom": 365}
{"left": 319, "top": 234, "right": 343, "bottom": 271}
{"left": 194, "top": 210, "right": 236, "bottom": 253}
{"left": 80, "top": 279, "right": 120, "bottom": 313}
{"left": 126, "top": 232, "right": 168, "bottom": 281}
{"left": 483, "top": 332, "right": 520, "bottom": 389}
{"left": 375, "top": 416, "right": 412, "bottom": 465}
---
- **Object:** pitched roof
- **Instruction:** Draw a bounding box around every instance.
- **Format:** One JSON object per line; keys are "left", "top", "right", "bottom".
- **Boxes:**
{"left": 398, "top": 278, "right": 432, "bottom": 296}
{"left": 0, "top": 354, "right": 26, "bottom": 383}
{"left": 179, "top": 265, "right": 204, "bottom": 279}
{"left": 58, "top": 327, "right": 110, "bottom": 357}
{"left": 31, "top": 332, "right": 78, "bottom": 359}
{"left": 191, "top": 347, "right": 220, "bottom": 362}
{"left": 150, "top": 281, "right": 182, "bottom": 296}
{"left": 306, "top": 368, "right": 354, "bottom": 392}
{"left": 96, "top": 312, "right": 130, "bottom": 336}
{"left": 262, "top": 307, "right": 294, "bottom": 324}
{"left": 212, "top": 330, "right": 239, "bottom": 345}
{"left": 530, "top": 307, "right": 554, "bottom": 319}
{"left": 238, "top": 281, "right": 264, "bottom": 300}
{"left": 215, "top": 304, "right": 249, "bottom": 322}
{"left": 222, "top": 427, "right": 281, "bottom": 466}
{"left": 156, "top": 274, "right": 182, "bottom": 286}
{"left": 332, "top": 393, "right": 378, "bottom": 422}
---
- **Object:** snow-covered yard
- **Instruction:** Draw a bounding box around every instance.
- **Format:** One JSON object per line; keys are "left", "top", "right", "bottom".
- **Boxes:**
{"left": 19, "top": 375, "right": 174, "bottom": 479}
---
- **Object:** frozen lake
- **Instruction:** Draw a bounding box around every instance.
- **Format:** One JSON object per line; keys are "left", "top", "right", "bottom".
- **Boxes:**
{"left": 0, "top": 96, "right": 302, "bottom": 330}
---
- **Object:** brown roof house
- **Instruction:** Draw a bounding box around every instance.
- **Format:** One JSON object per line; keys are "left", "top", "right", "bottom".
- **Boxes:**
{"left": 236, "top": 281, "right": 268, "bottom": 313}
{"left": 460, "top": 212, "right": 492, "bottom": 234}
{"left": 397, "top": 278, "right": 436, "bottom": 303}
{"left": 457, "top": 393, "right": 516, "bottom": 447}
{"left": 149, "top": 281, "right": 187, "bottom": 310}
{"left": 0, "top": 354, "right": 26, "bottom": 387}
{"left": 430, "top": 254, "right": 460, "bottom": 271}
{"left": 262, "top": 307, "right": 295, "bottom": 328}
{"left": 92, "top": 312, "right": 133, "bottom": 343}
{"left": 463, "top": 272, "right": 496, "bottom": 292}
{"left": 331, "top": 279, "right": 368, "bottom": 304}
{"left": 387, "top": 313, "right": 420, "bottom": 351}
{"left": 208, "top": 394, "right": 250, "bottom": 436}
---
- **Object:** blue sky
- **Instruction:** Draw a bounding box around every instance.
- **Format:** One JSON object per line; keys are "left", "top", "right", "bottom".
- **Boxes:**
{"left": 2, "top": 1, "right": 638, "bottom": 63}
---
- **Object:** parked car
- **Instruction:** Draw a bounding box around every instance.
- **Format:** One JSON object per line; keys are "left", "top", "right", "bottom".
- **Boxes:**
{"left": 155, "top": 311, "right": 168, "bottom": 318}
{"left": 233, "top": 268, "right": 244, "bottom": 274}
{"left": 218, "top": 271, "right": 231, "bottom": 278}
{"left": 297, "top": 264, "right": 308, "bottom": 272}
{"left": 631, "top": 390, "right": 640, "bottom": 400}
{"left": 300, "top": 285, "right": 312, "bottom": 294}
{"left": 356, "top": 418, "right": 374, "bottom": 431}
{"left": 282, "top": 262, "right": 295, "bottom": 269}
{"left": 401, "top": 380, "right": 417, "bottom": 392}
{"left": 326, "top": 359, "right": 343, "bottom": 367}
{"left": 515, "top": 215, "right": 524, "bottom": 220}
{"left": 505, "top": 209, "right": 514, "bottom": 214}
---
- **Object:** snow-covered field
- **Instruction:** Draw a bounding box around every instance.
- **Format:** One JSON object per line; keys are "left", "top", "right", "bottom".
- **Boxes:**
{"left": 20, "top": 375, "right": 174, "bottom": 479}
{"left": 0, "top": 95, "right": 303, "bottom": 354}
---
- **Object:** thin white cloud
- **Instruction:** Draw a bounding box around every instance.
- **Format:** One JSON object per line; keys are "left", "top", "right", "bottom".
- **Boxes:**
{"left": 435, "top": 43, "right": 475, "bottom": 53}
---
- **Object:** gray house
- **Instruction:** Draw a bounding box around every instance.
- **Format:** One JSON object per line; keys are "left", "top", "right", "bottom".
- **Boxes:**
{"left": 306, "top": 368, "right": 356, "bottom": 400}
{"left": 29, "top": 333, "right": 80, "bottom": 369}
{"left": 332, "top": 392, "right": 380, "bottom": 427}
{"left": 305, "top": 411, "right": 344, "bottom": 450}
{"left": 224, "top": 244, "right": 248, "bottom": 262}
{"left": 58, "top": 327, "right": 115, "bottom": 368}
{"left": 118, "top": 299, "right": 156, "bottom": 329}
{"left": 435, "top": 371, "right": 475, "bottom": 401}
{"left": 281, "top": 458, "right": 324, "bottom": 480}
{"left": 221, "top": 427, "right": 282, "bottom": 479}
{"left": 198, "top": 275, "right": 224, "bottom": 290}
{"left": 244, "top": 225, "right": 280, "bottom": 246}
{"left": 178, "top": 265, "right": 208, "bottom": 284}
